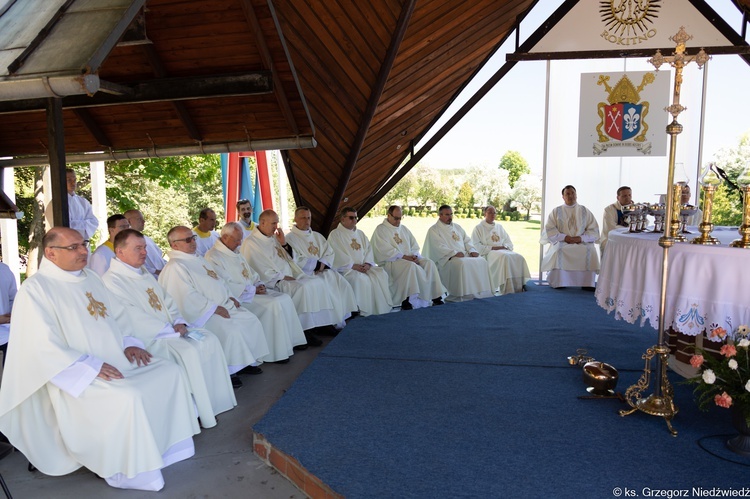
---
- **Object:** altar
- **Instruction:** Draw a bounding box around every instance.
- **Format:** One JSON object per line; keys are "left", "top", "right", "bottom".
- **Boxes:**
{"left": 595, "top": 227, "right": 750, "bottom": 347}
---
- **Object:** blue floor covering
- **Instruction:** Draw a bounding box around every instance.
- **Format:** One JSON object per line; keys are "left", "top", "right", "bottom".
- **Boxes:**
{"left": 254, "top": 283, "right": 748, "bottom": 498}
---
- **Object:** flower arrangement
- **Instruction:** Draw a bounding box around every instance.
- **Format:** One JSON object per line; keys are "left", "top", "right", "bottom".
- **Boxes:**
{"left": 686, "top": 324, "right": 750, "bottom": 425}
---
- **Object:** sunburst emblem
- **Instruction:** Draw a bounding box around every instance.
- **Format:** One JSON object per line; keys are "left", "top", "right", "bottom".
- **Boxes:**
{"left": 350, "top": 238, "right": 361, "bottom": 251}
{"left": 86, "top": 292, "right": 108, "bottom": 319}
{"left": 491, "top": 233, "right": 500, "bottom": 242}
{"left": 203, "top": 265, "right": 219, "bottom": 280}
{"left": 146, "top": 288, "right": 163, "bottom": 311}
{"left": 600, "top": 0, "right": 660, "bottom": 37}
{"left": 308, "top": 241, "right": 319, "bottom": 256}
{"left": 451, "top": 231, "right": 460, "bottom": 242}
{"left": 393, "top": 233, "right": 403, "bottom": 245}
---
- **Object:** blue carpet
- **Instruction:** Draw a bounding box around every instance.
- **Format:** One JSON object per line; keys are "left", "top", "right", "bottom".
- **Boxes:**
{"left": 255, "top": 282, "right": 747, "bottom": 498}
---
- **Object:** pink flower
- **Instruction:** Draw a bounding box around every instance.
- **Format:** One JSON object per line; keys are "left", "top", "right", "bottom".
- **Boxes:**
{"left": 690, "top": 355, "right": 704, "bottom": 368}
{"left": 710, "top": 327, "right": 727, "bottom": 340}
{"left": 715, "top": 392, "right": 733, "bottom": 408}
{"left": 720, "top": 344, "right": 737, "bottom": 358}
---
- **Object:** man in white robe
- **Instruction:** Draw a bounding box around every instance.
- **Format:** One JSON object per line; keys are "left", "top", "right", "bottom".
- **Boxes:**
{"left": 125, "top": 209, "right": 166, "bottom": 277}
{"left": 0, "top": 262, "right": 17, "bottom": 362}
{"left": 0, "top": 227, "right": 199, "bottom": 491}
{"left": 423, "top": 205, "right": 492, "bottom": 302}
{"left": 286, "top": 206, "right": 358, "bottom": 324}
{"left": 370, "top": 205, "right": 445, "bottom": 309}
{"left": 328, "top": 207, "right": 393, "bottom": 316}
{"left": 471, "top": 206, "right": 530, "bottom": 295}
{"left": 599, "top": 186, "right": 632, "bottom": 254}
{"left": 237, "top": 199, "right": 256, "bottom": 240}
{"left": 205, "top": 223, "right": 307, "bottom": 362}
{"left": 89, "top": 214, "right": 130, "bottom": 275}
{"left": 242, "top": 210, "right": 342, "bottom": 345}
{"left": 541, "top": 185, "right": 600, "bottom": 289}
{"left": 193, "top": 208, "right": 220, "bottom": 257}
{"left": 103, "top": 229, "right": 236, "bottom": 428}
{"left": 45, "top": 169, "right": 99, "bottom": 240}
{"left": 159, "top": 226, "right": 269, "bottom": 386}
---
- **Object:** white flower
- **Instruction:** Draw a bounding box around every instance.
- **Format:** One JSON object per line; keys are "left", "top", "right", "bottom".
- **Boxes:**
{"left": 703, "top": 369, "right": 716, "bottom": 384}
{"left": 729, "top": 359, "right": 739, "bottom": 370}
{"left": 740, "top": 339, "right": 750, "bottom": 348}
{"left": 746, "top": 380, "right": 750, "bottom": 393}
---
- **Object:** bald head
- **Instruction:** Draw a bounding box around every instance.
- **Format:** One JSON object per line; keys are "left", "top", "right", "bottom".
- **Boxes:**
{"left": 258, "top": 210, "right": 279, "bottom": 237}
{"left": 43, "top": 227, "right": 89, "bottom": 271}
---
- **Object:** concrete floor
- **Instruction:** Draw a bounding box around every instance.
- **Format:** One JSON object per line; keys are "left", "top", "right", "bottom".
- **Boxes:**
{"left": 0, "top": 338, "right": 333, "bottom": 498}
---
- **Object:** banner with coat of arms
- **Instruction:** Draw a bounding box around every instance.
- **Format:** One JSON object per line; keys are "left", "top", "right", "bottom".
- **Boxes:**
{"left": 578, "top": 70, "right": 670, "bottom": 157}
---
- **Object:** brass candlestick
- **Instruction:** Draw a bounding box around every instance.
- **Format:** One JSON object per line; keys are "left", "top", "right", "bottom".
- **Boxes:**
{"left": 691, "top": 164, "right": 722, "bottom": 245}
{"left": 730, "top": 164, "right": 750, "bottom": 248}
{"left": 671, "top": 182, "right": 687, "bottom": 242}
{"left": 620, "top": 27, "right": 709, "bottom": 436}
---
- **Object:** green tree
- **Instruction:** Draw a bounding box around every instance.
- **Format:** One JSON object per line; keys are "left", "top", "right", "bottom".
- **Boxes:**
{"left": 454, "top": 181, "right": 474, "bottom": 212}
{"left": 708, "top": 133, "right": 749, "bottom": 226}
{"left": 498, "top": 151, "right": 530, "bottom": 189}
{"left": 511, "top": 174, "right": 542, "bottom": 221}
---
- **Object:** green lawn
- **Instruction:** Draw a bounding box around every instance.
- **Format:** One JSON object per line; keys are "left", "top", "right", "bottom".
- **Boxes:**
{"left": 356, "top": 215, "right": 543, "bottom": 277}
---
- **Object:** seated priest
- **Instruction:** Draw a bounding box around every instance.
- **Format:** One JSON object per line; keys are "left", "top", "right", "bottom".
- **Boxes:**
{"left": 242, "top": 209, "right": 345, "bottom": 345}
{"left": 285, "top": 206, "right": 358, "bottom": 325}
{"left": 124, "top": 209, "right": 167, "bottom": 278}
{"left": 540, "top": 185, "right": 600, "bottom": 289}
{"left": 88, "top": 214, "right": 130, "bottom": 275}
{"left": 103, "top": 229, "right": 237, "bottom": 428}
{"left": 327, "top": 207, "right": 394, "bottom": 316}
{"left": 599, "top": 186, "right": 632, "bottom": 255}
{"left": 204, "top": 222, "right": 307, "bottom": 362}
{"left": 192, "top": 208, "right": 220, "bottom": 257}
{"left": 370, "top": 205, "right": 445, "bottom": 309}
{"left": 471, "top": 205, "right": 530, "bottom": 295}
{"left": 0, "top": 227, "right": 199, "bottom": 491}
{"left": 423, "top": 205, "right": 492, "bottom": 302}
{"left": 159, "top": 226, "right": 269, "bottom": 388}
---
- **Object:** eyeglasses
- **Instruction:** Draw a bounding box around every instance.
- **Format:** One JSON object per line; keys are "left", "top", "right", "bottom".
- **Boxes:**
{"left": 49, "top": 240, "right": 90, "bottom": 251}
{"left": 172, "top": 235, "right": 197, "bottom": 243}
{"left": 344, "top": 215, "right": 358, "bottom": 220}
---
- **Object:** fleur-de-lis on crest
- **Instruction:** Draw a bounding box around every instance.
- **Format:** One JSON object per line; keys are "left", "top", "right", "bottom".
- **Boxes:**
{"left": 203, "top": 265, "right": 219, "bottom": 280}
{"left": 491, "top": 233, "right": 500, "bottom": 242}
{"left": 308, "top": 242, "right": 319, "bottom": 256}
{"left": 451, "top": 231, "right": 460, "bottom": 242}
{"left": 350, "top": 238, "right": 362, "bottom": 251}
{"left": 146, "top": 288, "right": 163, "bottom": 311}
{"left": 86, "top": 292, "right": 108, "bottom": 319}
{"left": 393, "top": 233, "right": 403, "bottom": 245}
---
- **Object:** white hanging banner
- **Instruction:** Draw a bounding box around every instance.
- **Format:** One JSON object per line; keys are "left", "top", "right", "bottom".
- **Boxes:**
{"left": 578, "top": 70, "right": 671, "bottom": 157}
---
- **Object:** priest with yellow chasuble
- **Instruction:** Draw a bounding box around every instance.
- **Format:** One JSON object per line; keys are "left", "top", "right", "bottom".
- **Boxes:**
{"left": 205, "top": 223, "right": 307, "bottom": 362}
{"left": 103, "top": 229, "right": 236, "bottom": 429}
{"left": 327, "top": 207, "right": 394, "bottom": 316}
{"left": 423, "top": 205, "right": 492, "bottom": 302}
{"left": 371, "top": 205, "right": 445, "bottom": 309}
{"left": 471, "top": 206, "right": 530, "bottom": 295}
{"left": 541, "top": 185, "right": 600, "bottom": 288}
{"left": 0, "top": 228, "right": 199, "bottom": 491}
{"left": 159, "top": 226, "right": 269, "bottom": 374}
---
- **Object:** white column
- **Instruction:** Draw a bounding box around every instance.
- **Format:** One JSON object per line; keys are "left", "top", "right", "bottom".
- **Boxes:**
{"left": 90, "top": 161, "right": 108, "bottom": 240}
{"left": 0, "top": 168, "right": 21, "bottom": 286}
{"left": 276, "top": 151, "right": 289, "bottom": 231}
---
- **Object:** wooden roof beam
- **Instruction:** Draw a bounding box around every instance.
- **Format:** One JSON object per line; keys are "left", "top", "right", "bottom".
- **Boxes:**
{"left": 320, "top": 0, "right": 417, "bottom": 234}
{"left": 72, "top": 108, "right": 113, "bottom": 148}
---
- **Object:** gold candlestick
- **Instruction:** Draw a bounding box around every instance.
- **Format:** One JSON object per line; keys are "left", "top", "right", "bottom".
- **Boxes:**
{"left": 671, "top": 182, "right": 687, "bottom": 242}
{"left": 730, "top": 164, "right": 750, "bottom": 248}
{"left": 620, "top": 27, "right": 709, "bottom": 436}
{"left": 691, "top": 164, "right": 722, "bottom": 245}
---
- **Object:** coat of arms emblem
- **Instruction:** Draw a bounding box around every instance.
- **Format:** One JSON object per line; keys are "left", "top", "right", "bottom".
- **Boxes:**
{"left": 146, "top": 288, "right": 163, "bottom": 311}
{"left": 596, "top": 73, "right": 654, "bottom": 144}
{"left": 350, "top": 238, "right": 361, "bottom": 251}
{"left": 86, "top": 292, "right": 108, "bottom": 319}
{"left": 308, "top": 242, "right": 319, "bottom": 256}
{"left": 393, "top": 233, "right": 403, "bottom": 245}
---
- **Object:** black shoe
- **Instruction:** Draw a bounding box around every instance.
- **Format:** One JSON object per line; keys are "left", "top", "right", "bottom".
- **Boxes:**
{"left": 231, "top": 375, "right": 243, "bottom": 389}
{"left": 274, "top": 358, "right": 290, "bottom": 364}
{"left": 239, "top": 365, "right": 263, "bottom": 375}
{"left": 401, "top": 299, "right": 413, "bottom": 310}
{"left": 432, "top": 297, "right": 445, "bottom": 306}
{"left": 293, "top": 344, "right": 309, "bottom": 351}
{"left": 304, "top": 332, "right": 323, "bottom": 347}
{"left": 315, "top": 325, "right": 339, "bottom": 336}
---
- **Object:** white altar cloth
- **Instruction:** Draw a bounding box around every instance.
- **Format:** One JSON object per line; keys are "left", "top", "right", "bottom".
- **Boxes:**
{"left": 595, "top": 227, "right": 750, "bottom": 340}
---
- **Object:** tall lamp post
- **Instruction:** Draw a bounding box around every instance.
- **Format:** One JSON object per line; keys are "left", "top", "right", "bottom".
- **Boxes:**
{"left": 619, "top": 27, "right": 709, "bottom": 436}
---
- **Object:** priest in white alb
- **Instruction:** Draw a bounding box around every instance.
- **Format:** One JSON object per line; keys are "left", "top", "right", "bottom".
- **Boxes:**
{"left": 0, "top": 227, "right": 199, "bottom": 491}
{"left": 371, "top": 205, "right": 445, "bottom": 309}
{"left": 242, "top": 210, "right": 341, "bottom": 345}
{"left": 328, "top": 207, "right": 393, "bottom": 316}
{"left": 205, "top": 223, "right": 307, "bottom": 362}
{"left": 103, "top": 229, "right": 236, "bottom": 429}
{"left": 193, "top": 208, "right": 220, "bottom": 257}
{"left": 159, "top": 226, "right": 269, "bottom": 384}
{"left": 45, "top": 169, "right": 100, "bottom": 240}
{"left": 423, "top": 205, "right": 492, "bottom": 302}
{"left": 125, "top": 209, "right": 167, "bottom": 277}
{"left": 286, "top": 206, "right": 358, "bottom": 324}
{"left": 89, "top": 214, "right": 130, "bottom": 275}
{"left": 541, "top": 185, "right": 600, "bottom": 289}
{"left": 471, "top": 205, "right": 530, "bottom": 295}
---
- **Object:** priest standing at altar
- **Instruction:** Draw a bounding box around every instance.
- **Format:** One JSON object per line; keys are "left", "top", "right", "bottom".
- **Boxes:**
{"left": 541, "top": 185, "right": 600, "bottom": 289}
